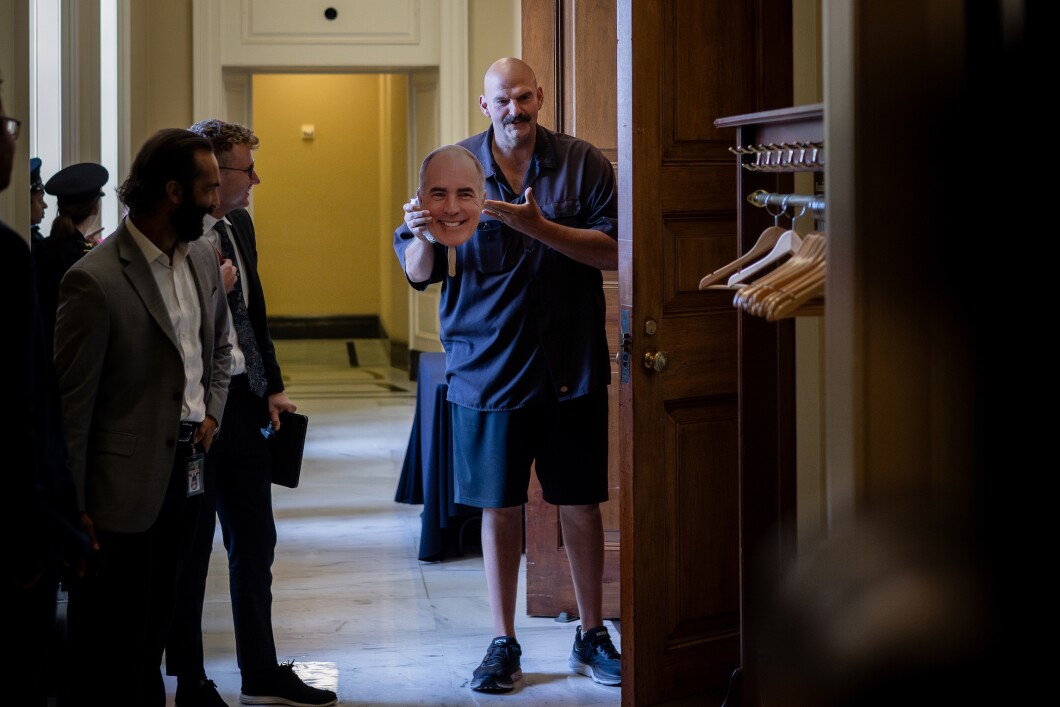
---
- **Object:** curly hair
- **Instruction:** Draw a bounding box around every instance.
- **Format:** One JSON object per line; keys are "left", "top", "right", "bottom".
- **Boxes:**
{"left": 188, "top": 119, "right": 259, "bottom": 163}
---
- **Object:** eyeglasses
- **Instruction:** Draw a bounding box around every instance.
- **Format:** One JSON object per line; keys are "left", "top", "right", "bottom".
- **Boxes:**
{"left": 220, "top": 162, "right": 256, "bottom": 177}
{"left": 2, "top": 116, "right": 21, "bottom": 140}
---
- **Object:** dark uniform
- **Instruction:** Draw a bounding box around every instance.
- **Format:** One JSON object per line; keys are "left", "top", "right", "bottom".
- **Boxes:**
{"left": 33, "top": 162, "right": 108, "bottom": 350}
{"left": 30, "top": 157, "right": 45, "bottom": 249}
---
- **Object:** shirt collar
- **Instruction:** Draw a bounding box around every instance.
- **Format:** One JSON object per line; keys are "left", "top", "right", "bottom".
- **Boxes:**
{"left": 477, "top": 124, "right": 556, "bottom": 179}
{"left": 201, "top": 213, "right": 232, "bottom": 236}
{"left": 127, "top": 216, "right": 189, "bottom": 267}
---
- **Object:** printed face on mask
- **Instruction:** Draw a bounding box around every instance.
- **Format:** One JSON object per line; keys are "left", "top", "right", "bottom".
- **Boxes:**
{"left": 416, "top": 149, "right": 485, "bottom": 247}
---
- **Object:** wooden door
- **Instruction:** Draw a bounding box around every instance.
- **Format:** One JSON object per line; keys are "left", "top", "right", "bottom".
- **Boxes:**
{"left": 521, "top": 0, "right": 622, "bottom": 620}
{"left": 618, "top": 1, "right": 791, "bottom": 705}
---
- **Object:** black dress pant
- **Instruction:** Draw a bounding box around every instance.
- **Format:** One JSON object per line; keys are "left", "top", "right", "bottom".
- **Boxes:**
{"left": 167, "top": 384, "right": 278, "bottom": 681}
{"left": 62, "top": 442, "right": 203, "bottom": 707}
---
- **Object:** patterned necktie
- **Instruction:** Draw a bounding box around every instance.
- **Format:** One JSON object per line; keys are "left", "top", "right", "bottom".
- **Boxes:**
{"left": 214, "top": 221, "right": 268, "bottom": 397}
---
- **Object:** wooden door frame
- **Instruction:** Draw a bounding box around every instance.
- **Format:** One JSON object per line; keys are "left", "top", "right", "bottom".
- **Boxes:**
{"left": 520, "top": 0, "right": 622, "bottom": 621}
{"left": 618, "top": 1, "right": 794, "bottom": 704}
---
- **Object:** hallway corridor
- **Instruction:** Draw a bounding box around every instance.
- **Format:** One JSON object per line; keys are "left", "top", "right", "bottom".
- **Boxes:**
{"left": 163, "top": 339, "right": 622, "bottom": 706}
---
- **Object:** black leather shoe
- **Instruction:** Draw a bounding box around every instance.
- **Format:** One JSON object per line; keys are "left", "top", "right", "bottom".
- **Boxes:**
{"left": 240, "top": 662, "right": 337, "bottom": 706}
{"left": 176, "top": 677, "right": 230, "bottom": 707}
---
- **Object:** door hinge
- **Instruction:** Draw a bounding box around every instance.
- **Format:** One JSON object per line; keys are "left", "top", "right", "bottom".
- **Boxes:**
{"left": 618, "top": 309, "right": 632, "bottom": 384}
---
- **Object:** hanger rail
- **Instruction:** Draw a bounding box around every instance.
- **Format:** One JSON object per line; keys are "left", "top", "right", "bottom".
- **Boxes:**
{"left": 748, "top": 190, "right": 826, "bottom": 218}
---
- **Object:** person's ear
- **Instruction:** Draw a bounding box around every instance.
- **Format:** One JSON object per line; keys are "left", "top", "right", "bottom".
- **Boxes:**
{"left": 479, "top": 95, "right": 491, "bottom": 118}
{"left": 165, "top": 179, "right": 183, "bottom": 205}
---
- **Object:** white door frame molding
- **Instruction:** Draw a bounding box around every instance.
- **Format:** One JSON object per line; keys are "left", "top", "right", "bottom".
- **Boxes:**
{"left": 192, "top": 0, "right": 467, "bottom": 136}
{"left": 191, "top": 0, "right": 468, "bottom": 352}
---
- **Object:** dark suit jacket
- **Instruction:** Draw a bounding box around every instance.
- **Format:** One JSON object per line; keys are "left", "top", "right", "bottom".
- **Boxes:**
{"left": 226, "top": 208, "right": 283, "bottom": 394}
{"left": 3, "top": 221, "right": 87, "bottom": 587}
{"left": 33, "top": 231, "right": 90, "bottom": 350}
{"left": 53, "top": 221, "right": 232, "bottom": 533}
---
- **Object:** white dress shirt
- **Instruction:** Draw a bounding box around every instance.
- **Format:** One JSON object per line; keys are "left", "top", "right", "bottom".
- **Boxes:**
{"left": 126, "top": 217, "right": 206, "bottom": 423}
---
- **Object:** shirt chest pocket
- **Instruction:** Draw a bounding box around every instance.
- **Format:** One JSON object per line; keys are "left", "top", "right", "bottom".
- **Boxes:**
{"left": 472, "top": 220, "right": 520, "bottom": 274}
{"left": 539, "top": 199, "right": 581, "bottom": 225}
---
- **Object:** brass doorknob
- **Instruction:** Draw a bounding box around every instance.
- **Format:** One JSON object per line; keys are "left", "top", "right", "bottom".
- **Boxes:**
{"left": 643, "top": 350, "right": 669, "bottom": 372}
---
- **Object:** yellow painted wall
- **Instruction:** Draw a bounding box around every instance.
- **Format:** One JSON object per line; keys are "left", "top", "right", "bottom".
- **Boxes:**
{"left": 378, "top": 75, "right": 409, "bottom": 341}
{"left": 252, "top": 73, "right": 406, "bottom": 319}
{"left": 129, "top": 0, "right": 192, "bottom": 150}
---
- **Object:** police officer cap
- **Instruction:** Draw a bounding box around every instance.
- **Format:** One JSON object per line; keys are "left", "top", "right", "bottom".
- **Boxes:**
{"left": 44, "top": 162, "right": 109, "bottom": 201}
{"left": 30, "top": 157, "right": 43, "bottom": 192}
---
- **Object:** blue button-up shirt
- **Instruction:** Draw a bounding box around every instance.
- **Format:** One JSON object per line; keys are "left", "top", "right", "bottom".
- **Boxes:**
{"left": 395, "top": 125, "right": 617, "bottom": 411}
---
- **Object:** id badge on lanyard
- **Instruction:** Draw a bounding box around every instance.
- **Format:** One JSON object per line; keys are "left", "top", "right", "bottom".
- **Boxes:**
{"left": 186, "top": 444, "right": 206, "bottom": 497}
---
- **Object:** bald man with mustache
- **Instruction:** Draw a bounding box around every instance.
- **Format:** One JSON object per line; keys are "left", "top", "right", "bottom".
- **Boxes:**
{"left": 395, "top": 57, "right": 621, "bottom": 694}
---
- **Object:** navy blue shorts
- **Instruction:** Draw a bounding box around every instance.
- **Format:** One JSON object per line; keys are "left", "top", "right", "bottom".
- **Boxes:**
{"left": 451, "top": 390, "right": 609, "bottom": 508}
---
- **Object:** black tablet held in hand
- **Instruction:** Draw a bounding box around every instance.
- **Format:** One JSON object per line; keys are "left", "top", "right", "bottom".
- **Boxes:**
{"left": 263, "top": 411, "right": 308, "bottom": 488}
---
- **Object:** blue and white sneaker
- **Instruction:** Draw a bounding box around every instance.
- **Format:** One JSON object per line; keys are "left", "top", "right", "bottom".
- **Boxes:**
{"left": 568, "top": 625, "right": 621, "bottom": 686}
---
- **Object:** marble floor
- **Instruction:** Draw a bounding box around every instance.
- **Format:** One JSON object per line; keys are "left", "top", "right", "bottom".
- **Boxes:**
{"left": 162, "top": 339, "right": 622, "bottom": 706}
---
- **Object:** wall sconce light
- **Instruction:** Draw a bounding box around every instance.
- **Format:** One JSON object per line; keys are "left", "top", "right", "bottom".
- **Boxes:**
{"left": 302, "top": 124, "right": 315, "bottom": 140}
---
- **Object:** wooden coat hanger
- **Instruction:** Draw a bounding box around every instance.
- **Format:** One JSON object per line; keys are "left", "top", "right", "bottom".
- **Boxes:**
{"left": 699, "top": 225, "right": 784, "bottom": 289}
{"left": 766, "top": 262, "right": 824, "bottom": 320}
{"left": 726, "top": 227, "right": 802, "bottom": 287}
{"left": 739, "top": 234, "right": 824, "bottom": 316}
{"left": 754, "top": 258, "right": 823, "bottom": 317}
{"left": 732, "top": 235, "right": 800, "bottom": 311}
{"left": 734, "top": 232, "right": 826, "bottom": 318}
{"left": 699, "top": 198, "right": 792, "bottom": 290}
{"left": 771, "top": 234, "right": 826, "bottom": 317}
